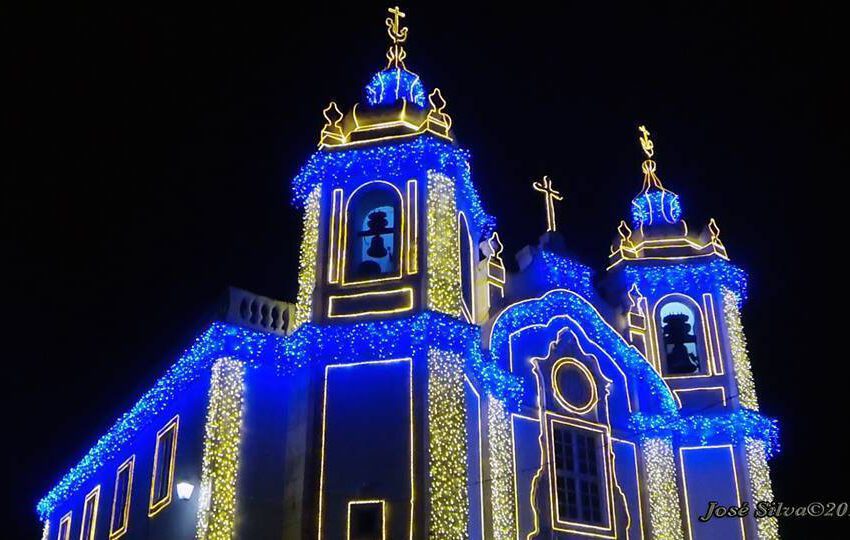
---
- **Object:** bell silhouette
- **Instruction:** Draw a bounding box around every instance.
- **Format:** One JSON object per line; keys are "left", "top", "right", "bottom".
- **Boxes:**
{"left": 366, "top": 235, "right": 388, "bottom": 258}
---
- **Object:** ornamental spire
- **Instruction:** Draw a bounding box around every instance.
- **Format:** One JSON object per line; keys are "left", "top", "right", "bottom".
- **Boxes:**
{"left": 629, "top": 125, "right": 682, "bottom": 228}
{"left": 638, "top": 124, "right": 664, "bottom": 190}
{"left": 385, "top": 6, "right": 409, "bottom": 69}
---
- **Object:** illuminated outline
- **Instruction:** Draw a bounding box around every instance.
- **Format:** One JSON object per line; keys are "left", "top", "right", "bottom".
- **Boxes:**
{"left": 79, "top": 485, "right": 100, "bottom": 540}
{"left": 650, "top": 293, "right": 715, "bottom": 379}
{"left": 148, "top": 415, "right": 179, "bottom": 517}
{"left": 327, "top": 287, "right": 415, "bottom": 318}
{"left": 406, "top": 179, "right": 419, "bottom": 274}
{"left": 318, "top": 358, "right": 414, "bottom": 540}
{"left": 503, "top": 310, "right": 634, "bottom": 414}
{"left": 611, "top": 437, "right": 645, "bottom": 540}
{"left": 109, "top": 455, "right": 134, "bottom": 540}
{"left": 458, "top": 211, "right": 476, "bottom": 323}
{"left": 546, "top": 414, "right": 616, "bottom": 539}
{"left": 678, "top": 444, "right": 746, "bottom": 540}
{"left": 328, "top": 188, "right": 344, "bottom": 283}
{"left": 340, "top": 180, "right": 406, "bottom": 286}
{"left": 58, "top": 511, "right": 72, "bottom": 540}
{"left": 551, "top": 357, "right": 599, "bottom": 415}
{"left": 346, "top": 499, "right": 387, "bottom": 540}
{"left": 672, "top": 386, "right": 727, "bottom": 408}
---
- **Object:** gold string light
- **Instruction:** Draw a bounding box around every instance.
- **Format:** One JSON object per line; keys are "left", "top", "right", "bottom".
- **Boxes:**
{"left": 487, "top": 397, "right": 517, "bottom": 539}
{"left": 722, "top": 288, "right": 760, "bottom": 410}
{"left": 641, "top": 436, "right": 685, "bottom": 540}
{"left": 427, "top": 348, "right": 470, "bottom": 537}
{"left": 294, "top": 185, "right": 322, "bottom": 328}
{"left": 196, "top": 358, "right": 245, "bottom": 540}
{"left": 426, "top": 171, "right": 462, "bottom": 317}
{"left": 745, "top": 437, "right": 780, "bottom": 539}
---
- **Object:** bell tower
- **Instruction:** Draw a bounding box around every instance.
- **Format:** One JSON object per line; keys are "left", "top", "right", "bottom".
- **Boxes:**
{"left": 606, "top": 126, "right": 779, "bottom": 540}
{"left": 289, "top": 7, "right": 497, "bottom": 327}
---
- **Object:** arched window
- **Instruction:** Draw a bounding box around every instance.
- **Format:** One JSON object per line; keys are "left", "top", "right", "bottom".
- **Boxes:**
{"left": 458, "top": 212, "right": 476, "bottom": 322}
{"left": 345, "top": 182, "right": 403, "bottom": 281}
{"left": 657, "top": 299, "right": 705, "bottom": 375}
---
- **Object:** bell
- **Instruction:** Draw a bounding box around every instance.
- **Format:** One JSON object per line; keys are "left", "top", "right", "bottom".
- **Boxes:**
{"left": 366, "top": 235, "right": 388, "bottom": 258}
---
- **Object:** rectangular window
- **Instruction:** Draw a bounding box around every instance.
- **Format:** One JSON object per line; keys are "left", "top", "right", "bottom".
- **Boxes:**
{"left": 347, "top": 500, "right": 386, "bottom": 540}
{"left": 149, "top": 415, "right": 179, "bottom": 516}
{"left": 80, "top": 486, "right": 100, "bottom": 540}
{"left": 57, "top": 511, "right": 72, "bottom": 540}
{"left": 109, "top": 455, "right": 134, "bottom": 539}
{"left": 553, "top": 426, "right": 604, "bottom": 524}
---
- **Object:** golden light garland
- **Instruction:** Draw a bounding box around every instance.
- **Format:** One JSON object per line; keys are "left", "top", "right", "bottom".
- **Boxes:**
{"left": 487, "top": 397, "right": 517, "bottom": 540}
{"left": 294, "top": 185, "right": 321, "bottom": 329}
{"left": 427, "top": 348, "right": 470, "bottom": 537}
{"left": 745, "top": 437, "right": 780, "bottom": 539}
{"left": 426, "top": 171, "right": 462, "bottom": 317}
{"left": 722, "top": 288, "right": 760, "bottom": 410}
{"left": 196, "top": 358, "right": 245, "bottom": 540}
{"left": 641, "top": 436, "right": 684, "bottom": 540}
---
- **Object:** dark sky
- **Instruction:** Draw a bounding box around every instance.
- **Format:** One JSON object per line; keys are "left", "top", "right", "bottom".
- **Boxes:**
{"left": 8, "top": 1, "right": 844, "bottom": 537}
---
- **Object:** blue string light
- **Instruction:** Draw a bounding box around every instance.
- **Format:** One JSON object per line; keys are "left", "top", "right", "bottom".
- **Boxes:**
{"left": 489, "top": 289, "right": 679, "bottom": 416}
{"left": 37, "top": 312, "right": 521, "bottom": 520}
{"left": 364, "top": 68, "right": 427, "bottom": 108}
{"left": 631, "top": 190, "right": 682, "bottom": 227}
{"left": 36, "top": 323, "right": 278, "bottom": 520}
{"left": 538, "top": 250, "right": 594, "bottom": 297}
{"left": 291, "top": 135, "right": 497, "bottom": 236}
{"left": 621, "top": 259, "right": 748, "bottom": 303}
{"left": 630, "top": 409, "right": 780, "bottom": 458}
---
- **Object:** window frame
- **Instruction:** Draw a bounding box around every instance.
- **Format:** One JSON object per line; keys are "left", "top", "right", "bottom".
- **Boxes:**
{"left": 457, "top": 210, "right": 476, "bottom": 323}
{"left": 148, "top": 415, "right": 180, "bottom": 517}
{"left": 80, "top": 485, "right": 100, "bottom": 540}
{"left": 546, "top": 414, "right": 615, "bottom": 537}
{"left": 346, "top": 499, "right": 387, "bottom": 540}
{"left": 57, "top": 511, "right": 72, "bottom": 540}
{"left": 109, "top": 455, "right": 135, "bottom": 539}
{"left": 341, "top": 180, "right": 405, "bottom": 286}
{"left": 653, "top": 293, "right": 712, "bottom": 378}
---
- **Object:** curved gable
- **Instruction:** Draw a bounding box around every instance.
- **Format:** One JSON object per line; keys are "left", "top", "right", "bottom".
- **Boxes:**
{"left": 487, "top": 289, "right": 678, "bottom": 417}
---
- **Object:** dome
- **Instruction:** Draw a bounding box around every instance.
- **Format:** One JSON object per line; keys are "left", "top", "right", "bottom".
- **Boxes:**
{"left": 630, "top": 159, "right": 683, "bottom": 228}
{"left": 364, "top": 67, "right": 427, "bottom": 108}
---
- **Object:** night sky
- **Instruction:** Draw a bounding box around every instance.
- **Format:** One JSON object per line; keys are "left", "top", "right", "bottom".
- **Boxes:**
{"left": 9, "top": 2, "right": 844, "bottom": 537}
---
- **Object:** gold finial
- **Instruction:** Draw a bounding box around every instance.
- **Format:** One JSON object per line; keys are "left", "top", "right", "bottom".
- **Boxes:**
{"left": 638, "top": 125, "right": 654, "bottom": 159}
{"left": 708, "top": 218, "right": 721, "bottom": 241}
{"left": 618, "top": 220, "right": 634, "bottom": 247}
{"left": 532, "top": 175, "right": 564, "bottom": 232}
{"left": 426, "top": 88, "right": 452, "bottom": 136}
{"left": 385, "top": 6, "right": 409, "bottom": 68}
{"left": 319, "top": 102, "right": 345, "bottom": 147}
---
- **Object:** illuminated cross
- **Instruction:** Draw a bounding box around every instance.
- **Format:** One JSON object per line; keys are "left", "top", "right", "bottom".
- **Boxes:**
{"left": 532, "top": 175, "right": 564, "bottom": 232}
{"left": 638, "top": 125, "right": 654, "bottom": 159}
{"left": 386, "top": 6, "right": 408, "bottom": 43}
{"left": 385, "top": 6, "right": 409, "bottom": 68}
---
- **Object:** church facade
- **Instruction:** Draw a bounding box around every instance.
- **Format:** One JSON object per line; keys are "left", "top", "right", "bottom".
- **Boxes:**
{"left": 36, "top": 8, "right": 780, "bottom": 540}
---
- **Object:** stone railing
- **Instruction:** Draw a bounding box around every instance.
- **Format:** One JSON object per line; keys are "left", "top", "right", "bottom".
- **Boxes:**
{"left": 221, "top": 286, "right": 294, "bottom": 336}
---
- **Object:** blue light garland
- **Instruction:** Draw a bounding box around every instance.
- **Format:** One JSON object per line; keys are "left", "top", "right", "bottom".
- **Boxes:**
{"left": 36, "top": 323, "right": 280, "bottom": 520}
{"left": 631, "top": 190, "right": 682, "bottom": 227}
{"left": 364, "top": 68, "right": 427, "bottom": 108}
{"left": 38, "top": 312, "right": 521, "bottom": 520}
{"left": 621, "top": 259, "right": 748, "bottom": 303}
{"left": 291, "top": 135, "right": 497, "bottom": 236}
{"left": 281, "top": 311, "right": 523, "bottom": 405}
{"left": 538, "top": 250, "right": 594, "bottom": 297}
{"left": 630, "top": 409, "right": 780, "bottom": 459}
{"left": 489, "top": 289, "right": 679, "bottom": 416}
